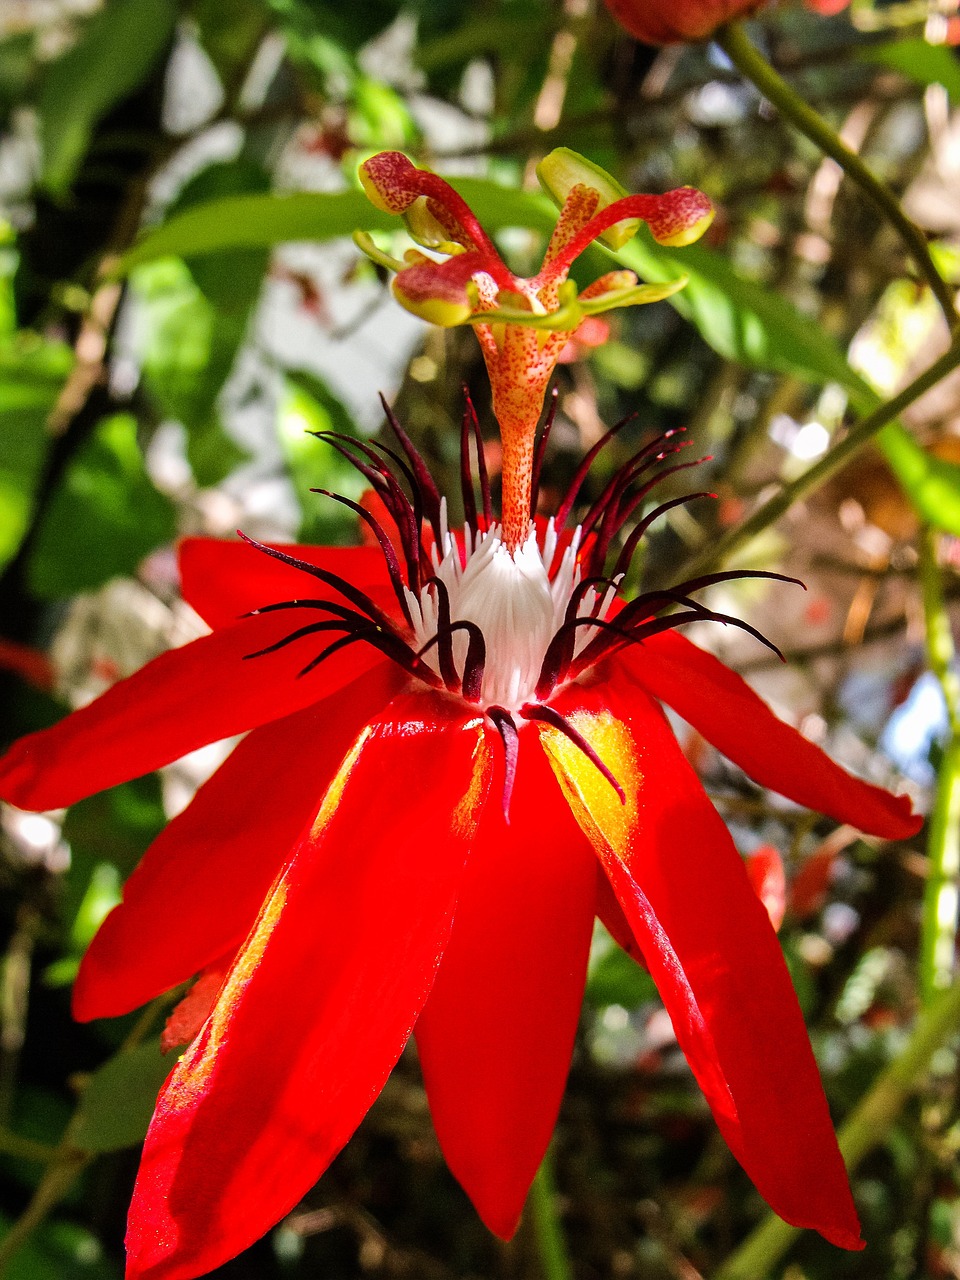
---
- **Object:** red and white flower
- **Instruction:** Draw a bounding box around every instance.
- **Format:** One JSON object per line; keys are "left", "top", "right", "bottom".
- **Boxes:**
{"left": 0, "top": 152, "right": 918, "bottom": 1280}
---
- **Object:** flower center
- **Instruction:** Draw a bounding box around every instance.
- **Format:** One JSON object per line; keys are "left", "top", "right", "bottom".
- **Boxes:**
{"left": 408, "top": 510, "right": 613, "bottom": 711}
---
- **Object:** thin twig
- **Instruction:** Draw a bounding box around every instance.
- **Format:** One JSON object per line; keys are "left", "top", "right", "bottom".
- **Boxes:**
{"left": 716, "top": 21, "right": 957, "bottom": 329}
{"left": 676, "top": 337, "right": 960, "bottom": 581}
{"left": 919, "top": 527, "right": 960, "bottom": 1004}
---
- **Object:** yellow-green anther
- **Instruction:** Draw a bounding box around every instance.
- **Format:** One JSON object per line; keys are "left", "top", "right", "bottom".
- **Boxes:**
{"left": 352, "top": 231, "right": 406, "bottom": 273}
{"left": 537, "top": 147, "right": 640, "bottom": 250}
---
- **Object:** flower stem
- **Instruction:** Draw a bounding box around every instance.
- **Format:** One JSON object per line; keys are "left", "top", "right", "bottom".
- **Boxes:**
{"left": 714, "top": 979, "right": 960, "bottom": 1280}
{"left": 715, "top": 21, "right": 957, "bottom": 329}
{"left": 529, "top": 1148, "right": 573, "bottom": 1280}
{"left": 0, "top": 1129, "right": 56, "bottom": 1163}
{"left": 675, "top": 336, "right": 960, "bottom": 581}
{"left": 919, "top": 527, "right": 960, "bottom": 1004}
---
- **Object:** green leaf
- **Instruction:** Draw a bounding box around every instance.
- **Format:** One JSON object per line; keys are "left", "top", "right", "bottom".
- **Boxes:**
{"left": 133, "top": 259, "right": 250, "bottom": 485}
{"left": 185, "top": 418, "right": 249, "bottom": 489}
{"left": 63, "top": 775, "right": 166, "bottom": 880}
{"left": 586, "top": 939, "right": 657, "bottom": 1009}
{"left": 170, "top": 159, "right": 272, "bottom": 313}
{"left": 192, "top": 0, "right": 268, "bottom": 85}
{"left": 133, "top": 161, "right": 268, "bottom": 485}
{"left": 74, "top": 1040, "right": 174, "bottom": 1153}
{"left": 616, "top": 233, "right": 855, "bottom": 385}
{"left": 863, "top": 38, "right": 960, "bottom": 107}
{"left": 876, "top": 422, "right": 960, "bottom": 533}
{"left": 59, "top": 775, "right": 166, "bottom": 954}
{"left": 279, "top": 375, "right": 368, "bottom": 543}
{"left": 349, "top": 77, "right": 416, "bottom": 149}
{"left": 117, "top": 181, "right": 557, "bottom": 272}
{"left": 37, "top": 0, "right": 176, "bottom": 195}
{"left": 28, "top": 413, "right": 177, "bottom": 598}
{"left": 0, "top": 334, "right": 72, "bottom": 572}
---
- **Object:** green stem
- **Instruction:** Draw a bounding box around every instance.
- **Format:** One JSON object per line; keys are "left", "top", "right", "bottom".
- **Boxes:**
{"left": 716, "top": 21, "right": 957, "bottom": 329}
{"left": 715, "top": 980, "right": 960, "bottom": 1280}
{"left": 677, "top": 337, "right": 960, "bottom": 581}
{"left": 0, "top": 1129, "right": 56, "bottom": 1163}
{"left": 920, "top": 527, "right": 960, "bottom": 1004}
{"left": 529, "top": 1149, "right": 573, "bottom": 1280}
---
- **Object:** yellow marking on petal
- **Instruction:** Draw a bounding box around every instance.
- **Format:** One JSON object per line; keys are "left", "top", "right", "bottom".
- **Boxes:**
{"left": 538, "top": 710, "right": 639, "bottom": 861}
{"left": 311, "top": 726, "right": 372, "bottom": 838}
{"left": 451, "top": 720, "right": 493, "bottom": 837}
{"left": 166, "top": 724, "right": 376, "bottom": 1105}
{"left": 655, "top": 214, "right": 715, "bottom": 247}
{"left": 166, "top": 878, "right": 289, "bottom": 1107}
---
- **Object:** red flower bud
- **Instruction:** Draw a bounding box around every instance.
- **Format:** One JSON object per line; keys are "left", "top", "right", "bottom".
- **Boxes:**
{"left": 603, "top": 0, "right": 766, "bottom": 44}
{"left": 604, "top": 0, "right": 850, "bottom": 44}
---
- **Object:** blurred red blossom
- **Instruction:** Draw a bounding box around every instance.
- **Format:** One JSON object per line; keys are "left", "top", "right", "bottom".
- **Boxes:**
{"left": 604, "top": 0, "right": 849, "bottom": 44}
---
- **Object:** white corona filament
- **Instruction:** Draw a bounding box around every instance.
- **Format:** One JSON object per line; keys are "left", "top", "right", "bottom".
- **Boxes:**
{"left": 408, "top": 501, "right": 619, "bottom": 711}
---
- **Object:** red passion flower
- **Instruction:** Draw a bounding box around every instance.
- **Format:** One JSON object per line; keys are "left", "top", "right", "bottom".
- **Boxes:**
{"left": 0, "top": 153, "right": 919, "bottom": 1280}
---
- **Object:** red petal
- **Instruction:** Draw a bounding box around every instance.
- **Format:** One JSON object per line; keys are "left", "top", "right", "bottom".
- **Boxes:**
{"left": 746, "top": 844, "right": 787, "bottom": 933}
{"left": 0, "top": 609, "right": 380, "bottom": 811}
{"left": 415, "top": 725, "right": 596, "bottom": 1238}
{"left": 595, "top": 868, "right": 645, "bottom": 963}
{"left": 178, "top": 538, "right": 394, "bottom": 630}
{"left": 73, "top": 662, "right": 402, "bottom": 1021}
{"left": 621, "top": 631, "right": 921, "bottom": 840}
{"left": 160, "top": 959, "right": 232, "bottom": 1055}
{"left": 125, "top": 691, "right": 493, "bottom": 1280}
{"left": 540, "top": 671, "right": 862, "bottom": 1250}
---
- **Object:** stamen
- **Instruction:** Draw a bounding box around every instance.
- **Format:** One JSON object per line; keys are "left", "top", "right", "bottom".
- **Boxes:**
{"left": 460, "top": 403, "right": 479, "bottom": 534}
{"left": 236, "top": 534, "right": 395, "bottom": 629}
{"left": 422, "top": 577, "right": 461, "bottom": 691}
{"left": 465, "top": 390, "right": 493, "bottom": 525}
{"left": 613, "top": 492, "right": 715, "bottom": 579}
{"left": 244, "top": 619, "right": 360, "bottom": 661}
{"left": 380, "top": 394, "right": 444, "bottom": 544}
{"left": 243, "top": 402, "right": 796, "bottom": 751}
{"left": 311, "top": 433, "right": 423, "bottom": 588}
{"left": 553, "top": 412, "right": 638, "bottom": 529}
{"left": 313, "top": 489, "right": 413, "bottom": 626}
